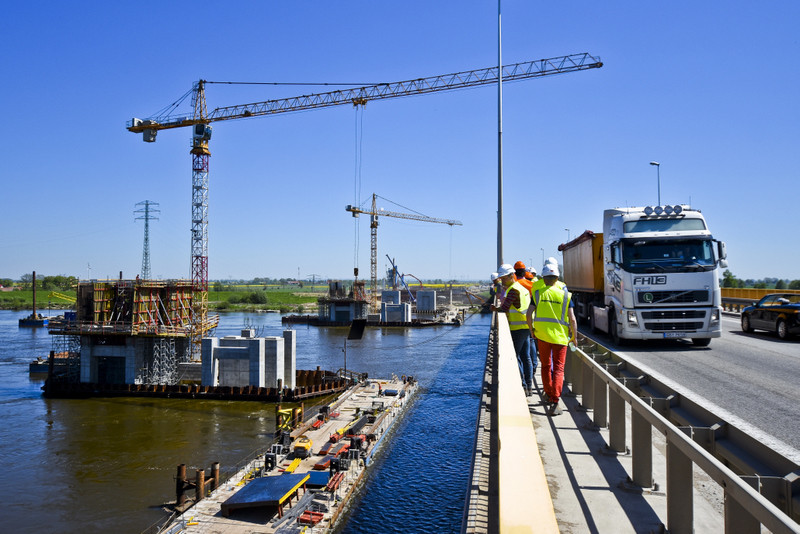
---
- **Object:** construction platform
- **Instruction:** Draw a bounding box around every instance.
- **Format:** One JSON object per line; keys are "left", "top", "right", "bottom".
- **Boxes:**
{"left": 165, "top": 376, "right": 417, "bottom": 533}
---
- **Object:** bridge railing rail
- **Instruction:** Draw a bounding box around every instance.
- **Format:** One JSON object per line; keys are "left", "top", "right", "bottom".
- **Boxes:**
{"left": 570, "top": 335, "right": 800, "bottom": 534}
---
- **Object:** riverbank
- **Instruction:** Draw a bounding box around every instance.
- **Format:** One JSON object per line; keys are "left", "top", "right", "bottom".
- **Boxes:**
{"left": 0, "top": 288, "right": 320, "bottom": 313}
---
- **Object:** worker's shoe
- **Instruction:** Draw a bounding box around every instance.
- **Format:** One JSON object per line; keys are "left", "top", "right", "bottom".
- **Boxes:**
{"left": 542, "top": 392, "right": 550, "bottom": 404}
{"left": 548, "top": 401, "right": 562, "bottom": 416}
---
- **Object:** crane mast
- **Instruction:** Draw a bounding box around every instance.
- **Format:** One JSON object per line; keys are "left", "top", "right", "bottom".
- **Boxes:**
{"left": 188, "top": 82, "right": 213, "bottom": 356}
{"left": 127, "top": 53, "right": 602, "bottom": 349}
{"left": 346, "top": 193, "right": 462, "bottom": 312}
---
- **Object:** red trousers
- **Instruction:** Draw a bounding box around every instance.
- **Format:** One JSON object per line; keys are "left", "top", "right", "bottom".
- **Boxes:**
{"left": 537, "top": 339, "right": 567, "bottom": 402}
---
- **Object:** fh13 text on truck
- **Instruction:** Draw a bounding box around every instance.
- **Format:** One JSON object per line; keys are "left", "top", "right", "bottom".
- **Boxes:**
{"left": 559, "top": 205, "right": 728, "bottom": 346}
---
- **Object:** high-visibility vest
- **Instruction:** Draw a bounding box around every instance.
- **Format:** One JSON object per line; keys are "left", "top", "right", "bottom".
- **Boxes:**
{"left": 533, "top": 284, "right": 571, "bottom": 345}
{"left": 531, "top": 278, "right": 565, "bottom": 292}
{"left": 516, "top": 276, "right": 533, "bottom": 294}
{"left": 507, "top": 281, "right": 531, "bottom": 331}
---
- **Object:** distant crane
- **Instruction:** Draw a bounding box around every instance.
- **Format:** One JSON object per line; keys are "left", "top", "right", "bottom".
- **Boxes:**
{"left": 386, "top": 255, "right": 427, "bottom": 303}
{"left": 346, "top": 194, "right": 461, "bottom": 312}
{"left": 127, "top": 53, "right": 603, "bottom": 353}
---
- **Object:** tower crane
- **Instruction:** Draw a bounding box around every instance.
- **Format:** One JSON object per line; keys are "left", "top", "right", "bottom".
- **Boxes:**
{"left": 127, "top": 53, "right": 602, "bottom": 354}
{"left": 346, "top": 193, "right": 461, "bottom": 312}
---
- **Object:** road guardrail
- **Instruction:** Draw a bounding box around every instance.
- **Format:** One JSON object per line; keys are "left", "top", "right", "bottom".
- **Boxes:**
{"left": 569, "top": 336, "right": 800, "bottom": 533}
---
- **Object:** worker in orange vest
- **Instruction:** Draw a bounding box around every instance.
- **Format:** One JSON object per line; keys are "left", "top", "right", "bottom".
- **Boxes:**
{"left": 514, "top": 261, "right": 538, "bottom": 375}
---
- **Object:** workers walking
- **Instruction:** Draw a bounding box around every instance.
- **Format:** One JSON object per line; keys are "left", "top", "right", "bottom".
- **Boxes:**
{"left": 491, "top": 263, "right": 534, "bottom": 396}
{"left": 527, "top": 261, "right": 577, "bottom": 416}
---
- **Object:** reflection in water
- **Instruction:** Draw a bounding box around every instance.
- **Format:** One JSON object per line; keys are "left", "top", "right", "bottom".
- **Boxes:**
{"left": 0, "top": 310, "right": 488, "bottom": 533}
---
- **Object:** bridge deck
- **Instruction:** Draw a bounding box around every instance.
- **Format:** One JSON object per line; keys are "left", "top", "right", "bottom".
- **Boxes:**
{"left": 529, "top": 377, "right": 723, "bottom": 533}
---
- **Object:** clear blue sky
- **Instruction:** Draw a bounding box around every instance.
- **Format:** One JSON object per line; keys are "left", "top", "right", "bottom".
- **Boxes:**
{"left": 2, "top": 2, "right": 798, "bottom": 282}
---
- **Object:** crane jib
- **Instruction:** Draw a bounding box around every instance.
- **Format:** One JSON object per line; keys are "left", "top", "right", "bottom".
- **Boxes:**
{"left": 126, "top": 53, "right": 602, "bottom": 133}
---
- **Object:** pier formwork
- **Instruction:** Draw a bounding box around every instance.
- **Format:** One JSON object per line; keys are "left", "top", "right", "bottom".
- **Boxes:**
{"left": 49, "top": 279, "right": 197, "bottom": 385}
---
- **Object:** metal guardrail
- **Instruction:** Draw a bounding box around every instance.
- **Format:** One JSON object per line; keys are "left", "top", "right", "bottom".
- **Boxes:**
{"left": 569, "top": 336, "right": 800, "bottom": 534}
{"left": 722, "top": 288, "right": 800, "bottom": 300}
{"left": 721, "top": 288, "right": 800, "bottom": 313}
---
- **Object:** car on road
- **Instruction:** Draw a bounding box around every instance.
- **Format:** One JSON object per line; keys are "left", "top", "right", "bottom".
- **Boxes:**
{"left": 741, "top": 293, "right": 800, "bottom": 340}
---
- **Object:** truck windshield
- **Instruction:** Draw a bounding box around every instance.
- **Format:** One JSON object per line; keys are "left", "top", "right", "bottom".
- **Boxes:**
{"left": 621, "top": 238, "right": 716, "bottom": 273}
{"left": 623, "top": 218, "right": 706, "bottom": 232}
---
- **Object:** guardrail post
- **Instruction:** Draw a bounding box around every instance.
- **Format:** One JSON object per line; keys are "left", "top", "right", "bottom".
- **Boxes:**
{"left": 667, "top": 437, "right": 693, "bottom": 534}
{"left": 609, "top": 388, "right": 626, "bottom": 452}
{"left": 724, "top": 490, "right": 761, "bottom": 534}
{"left": 593, "top": 372, "right": 607, "bottom": 428}
{"left": 569, "top": 350, "right": 583, "bottom": 397}
{"left": 582, "top": 361, "right": 594, "bottom": 411}
{"left": 631, "top": 409, "right": 653, "bottom": 488}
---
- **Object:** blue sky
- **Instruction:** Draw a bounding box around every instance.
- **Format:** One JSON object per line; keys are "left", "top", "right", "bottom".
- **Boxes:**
{"left": 2, "top": 2, "right": 798, "bottom": 282}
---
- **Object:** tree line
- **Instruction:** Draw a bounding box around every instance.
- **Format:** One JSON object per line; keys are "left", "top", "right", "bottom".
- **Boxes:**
{"left": 2, "top": 274, "right": 78, "bottom": 291}
{"left": 721, "top": 270, "right": 800, "bottom": 290}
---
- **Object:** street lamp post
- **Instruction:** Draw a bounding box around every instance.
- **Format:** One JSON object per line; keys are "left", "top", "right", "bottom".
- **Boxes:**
{"left": 540, "top": 248, "right": 544, "bottom": 266}
{"left": 565, "top": 228, "right": 570, "bottom": 242}
{"left": 650, "top": 161, "right": 661, "bottom": 205}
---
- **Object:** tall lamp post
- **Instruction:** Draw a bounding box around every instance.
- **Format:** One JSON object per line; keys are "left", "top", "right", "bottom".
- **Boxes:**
{"left": 650, "top": 161, "right": 661, "bottom": 205}
{"left": 496, "top": 0, "right": 504, "bottom": 267}
{"left": 565, "top": 228, "right": 571, "bottom": 242}
{"left": 540, "top": 247, "right": 544, "bottom": 266}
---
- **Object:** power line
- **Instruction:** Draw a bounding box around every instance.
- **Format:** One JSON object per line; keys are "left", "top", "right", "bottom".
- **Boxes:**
{"left": 134, "top": 200, "right": 160, "bottom": 279}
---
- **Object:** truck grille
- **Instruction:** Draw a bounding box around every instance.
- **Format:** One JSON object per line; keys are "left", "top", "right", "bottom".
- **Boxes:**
{"left": 644, "top": 321, "right": 704, "bottom": 331}
{"left": 637, "top": 290, "right": 709, "bottom": 304}
{"left": 641, "top": 310, "right": 706, "bottom": 320}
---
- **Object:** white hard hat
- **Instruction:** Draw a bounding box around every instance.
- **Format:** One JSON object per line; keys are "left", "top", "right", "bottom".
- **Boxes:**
{"left": 545, "top": 256, "right": 559, "bottom": 266}
{"left": 496, "top": 264, "right": 515, "bottom": 278}
{"left": 541, "top": 263, "right": 560, "bottom": 277}
{"left": 490, "top": 272, "right": 499, "bottom": 281}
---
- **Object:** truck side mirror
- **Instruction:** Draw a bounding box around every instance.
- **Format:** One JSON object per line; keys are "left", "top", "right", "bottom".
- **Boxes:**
{"left": 717, "top": 241, "right": 727, "bottom": 260}
{"left": 719, "top": 259, "right": 728, "bottom": 268}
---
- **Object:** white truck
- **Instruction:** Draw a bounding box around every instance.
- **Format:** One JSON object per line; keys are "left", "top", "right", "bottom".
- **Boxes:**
{"left": 559, "top": 205, "right": 728, "bottom": 346}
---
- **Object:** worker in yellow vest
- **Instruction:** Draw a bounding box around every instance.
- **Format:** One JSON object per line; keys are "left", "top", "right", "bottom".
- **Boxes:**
{"left": 527, "top": 262, "right": 577, "bottom": 416}
{"left": 491, "top": 263, "right": 534, "bottom": 396}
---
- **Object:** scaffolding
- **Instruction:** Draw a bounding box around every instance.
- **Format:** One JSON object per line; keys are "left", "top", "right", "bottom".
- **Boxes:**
{"left": 50, "top": 333, "right": 81, "bottom": 383}
{"left": 143, "top": 337, "right": 178, "bottom": 385}
{"left": 49, "top": 278, "right": 211, "bottom": 386}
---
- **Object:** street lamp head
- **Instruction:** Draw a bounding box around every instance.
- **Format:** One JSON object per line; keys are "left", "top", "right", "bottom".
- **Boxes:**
{"left": 650, "top": 161, "right": 660, "bottom": 166}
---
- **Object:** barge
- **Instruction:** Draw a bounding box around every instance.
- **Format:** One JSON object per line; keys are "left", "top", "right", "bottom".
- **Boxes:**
{"left": 165, "top": 375, "right": 417, "bottom": 533}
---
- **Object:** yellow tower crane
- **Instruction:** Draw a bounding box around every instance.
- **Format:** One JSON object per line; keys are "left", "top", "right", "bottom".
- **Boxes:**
{"left": 126, "top": 53, "right": 603, "bottom": 355}
{"left": 346, "top": 193, "right": 462, "bottom": 312}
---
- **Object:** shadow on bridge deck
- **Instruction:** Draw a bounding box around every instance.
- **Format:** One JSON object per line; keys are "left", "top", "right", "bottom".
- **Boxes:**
{"left": 529, "top": 376, "right": 722, "bottom": 533}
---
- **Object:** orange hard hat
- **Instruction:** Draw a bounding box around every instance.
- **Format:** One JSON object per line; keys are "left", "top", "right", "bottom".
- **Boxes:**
{"left": 524, "top": 271, "right": 534, "bottom": 280}
{"left": 514, "top": 260, "right": 526, "bottom": 270}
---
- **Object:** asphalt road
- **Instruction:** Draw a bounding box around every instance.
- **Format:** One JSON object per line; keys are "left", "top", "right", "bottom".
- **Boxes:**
{"left": 580, "top": 314, "right": 800, "bottom": 459}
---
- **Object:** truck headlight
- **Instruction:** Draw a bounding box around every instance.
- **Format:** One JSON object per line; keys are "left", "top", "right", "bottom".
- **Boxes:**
{"left": 710, "top": 309, "right": 720, "bottom": 325}
{"left": 627, "top": 311, "right": 638, "bottom": 326}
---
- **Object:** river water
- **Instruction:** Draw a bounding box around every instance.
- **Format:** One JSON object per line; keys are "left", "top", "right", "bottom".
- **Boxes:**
{"left": 0, "top": 309, "right": 489, "bottom": 533}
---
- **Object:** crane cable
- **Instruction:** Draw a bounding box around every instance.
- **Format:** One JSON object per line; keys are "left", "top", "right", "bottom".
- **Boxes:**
{"left": 353, "top": 104, "right": 366, "bottom": 274}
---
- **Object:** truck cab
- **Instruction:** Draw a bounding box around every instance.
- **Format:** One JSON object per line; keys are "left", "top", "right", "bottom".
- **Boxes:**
{"left": 601, "top": 205, "right": 727, "bottom": 345}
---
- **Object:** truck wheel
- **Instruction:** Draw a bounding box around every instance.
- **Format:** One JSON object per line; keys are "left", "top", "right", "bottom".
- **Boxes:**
{"left": 610, "top": 312, "right": 625, "bottom": 346}
{"left": 692, "top": 338, "right": 711, "bottom": 347}
{"left": 777, "top": 319, "right": 790, "bottom": 340}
